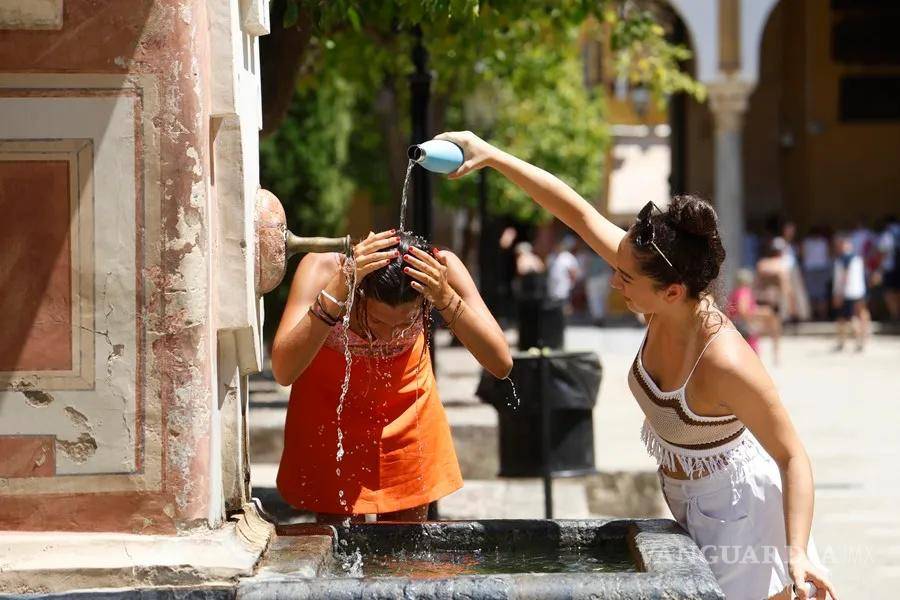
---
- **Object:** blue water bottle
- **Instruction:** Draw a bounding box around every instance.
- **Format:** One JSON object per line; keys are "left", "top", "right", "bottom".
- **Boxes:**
{"left": 407, "top": 139, "right": 464, "bottom": 174}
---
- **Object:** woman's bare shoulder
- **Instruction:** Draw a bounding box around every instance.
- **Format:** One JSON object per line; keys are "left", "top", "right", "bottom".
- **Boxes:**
{"left": 291, "top": 252, "right": 342, "bottom": 289}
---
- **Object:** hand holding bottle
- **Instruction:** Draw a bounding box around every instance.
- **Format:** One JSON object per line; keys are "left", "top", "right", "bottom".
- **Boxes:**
{"left": 434, "top": 131, "right": 498, "bottom": 179}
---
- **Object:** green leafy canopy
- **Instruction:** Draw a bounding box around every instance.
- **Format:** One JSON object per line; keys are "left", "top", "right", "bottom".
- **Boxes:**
{"left": 262, "top": 0, "right": 703, "bottom": 233}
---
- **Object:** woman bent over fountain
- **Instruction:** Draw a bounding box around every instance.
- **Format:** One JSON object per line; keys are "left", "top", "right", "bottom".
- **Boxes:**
{"left": 271, "top": 230, "right": 512, "bottom": 523}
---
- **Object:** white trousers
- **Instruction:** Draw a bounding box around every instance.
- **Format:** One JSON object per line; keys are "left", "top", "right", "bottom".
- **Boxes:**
{"left": 659, "top": 447, "right": 827, "bottom": 599}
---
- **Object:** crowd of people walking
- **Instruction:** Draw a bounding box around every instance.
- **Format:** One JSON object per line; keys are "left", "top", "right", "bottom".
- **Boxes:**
{"left": 511, "top": 215, "right": 899, "bottom": 359}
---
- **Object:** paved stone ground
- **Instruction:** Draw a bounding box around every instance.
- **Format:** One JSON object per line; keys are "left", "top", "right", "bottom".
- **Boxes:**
{"left": 433, "top": 326, "right": 900, "bottom": 598}
{"left": 250, "top": 326, "right": 900, "bottom": 598}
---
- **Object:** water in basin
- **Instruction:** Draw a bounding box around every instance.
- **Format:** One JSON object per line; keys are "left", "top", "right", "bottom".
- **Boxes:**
{"left": 333, "top": 543, "right": 636, "bottom": 578}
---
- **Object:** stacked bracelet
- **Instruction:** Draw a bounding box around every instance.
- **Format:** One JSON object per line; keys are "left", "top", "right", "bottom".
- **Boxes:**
{"left": 310, "top": 293, "right": 342, "bottom": 327}
{"left": 434, "top": 295, "right": 454, "bottom": 312}
{"left": 445, "top": 295, "right": 466, "bottom": 331}
{"left": 317, "top": 294, "right": 342, "bottom": 321}
{"left": 309, "top": 304, "right": 338, "bottom": 327}
{"left": 319, "top": 289, "right": 347, "bottom": 308}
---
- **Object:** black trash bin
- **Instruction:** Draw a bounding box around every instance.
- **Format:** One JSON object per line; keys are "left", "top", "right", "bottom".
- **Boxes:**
{"left": 477, "top": 350, "right": 602, "bottom": 477}
{"left": 516, "top": 297, "right": 565, "bottom": 351}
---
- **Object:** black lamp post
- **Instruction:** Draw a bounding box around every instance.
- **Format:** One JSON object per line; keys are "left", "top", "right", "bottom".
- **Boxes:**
{"left": 409, "top": 24, "right": 441, "bottom": 521}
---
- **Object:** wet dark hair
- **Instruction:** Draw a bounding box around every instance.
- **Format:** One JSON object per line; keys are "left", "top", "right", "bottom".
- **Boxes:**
{"left": 630, "top": 195, "right": 726, "bottom": 298}
{"left": 353, "top": 232, "right": 433, "bottom": 341}
{"left": 358, "top": 231, "right": 433, "bottom": 306}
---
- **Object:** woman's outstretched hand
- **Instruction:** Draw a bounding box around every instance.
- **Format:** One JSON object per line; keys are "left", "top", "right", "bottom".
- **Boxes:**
{"left": 402, "top": 246, "right": 454, "bottom": 307}
{"left": 434, "top": 131, "right": 497, "bottom": 180}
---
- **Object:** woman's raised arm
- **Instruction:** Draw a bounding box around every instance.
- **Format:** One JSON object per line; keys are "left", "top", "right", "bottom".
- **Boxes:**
{"left": 271, "top": 230, "right": 401, "bottom": 385}
{"left": 436, "top": 131, "right": 626, "bottom": 266}
{"left": 402, "top": 246, "right": 512, "bottom": 379}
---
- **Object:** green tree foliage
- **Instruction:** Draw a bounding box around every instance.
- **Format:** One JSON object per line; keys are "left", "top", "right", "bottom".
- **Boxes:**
{"left": 262, "top": 0, "right": 702, "bottom": 234}
{"left": 260, "top": 71, "right": 355, "bottom": 237}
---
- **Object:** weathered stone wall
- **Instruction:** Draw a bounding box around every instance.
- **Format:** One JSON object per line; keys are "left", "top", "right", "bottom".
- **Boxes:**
{"left": 0, "top": 0, "right": 267, "bottom": 533}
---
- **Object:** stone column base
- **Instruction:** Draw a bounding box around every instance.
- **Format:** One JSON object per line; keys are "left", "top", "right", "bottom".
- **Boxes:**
{"left": 0, "top": 504, "right": 274, "bottom": 595}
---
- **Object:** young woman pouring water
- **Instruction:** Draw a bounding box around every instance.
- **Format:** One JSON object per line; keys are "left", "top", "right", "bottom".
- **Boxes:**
{"left": 434, "top": 131, "right": 836, "bottom": 600}
{"left": 271, "top": 230, "right": 512, "bottom": 523}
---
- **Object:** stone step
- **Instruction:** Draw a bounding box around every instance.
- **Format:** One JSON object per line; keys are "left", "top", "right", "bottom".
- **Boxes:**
{"left": 249, "top": 390, "right": 289, "bottom": 408}
{"left": 249, "top": 462, "right": 667, "bottom": 523}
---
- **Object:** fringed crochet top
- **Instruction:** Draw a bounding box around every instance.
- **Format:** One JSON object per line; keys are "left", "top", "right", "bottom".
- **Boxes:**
{"left": 628, "top": 324, "right": 759, "bottom": 479}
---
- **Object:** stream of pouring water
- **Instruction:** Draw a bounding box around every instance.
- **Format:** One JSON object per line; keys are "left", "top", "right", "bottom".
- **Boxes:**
{"left": 398, "top": 159, "right": 415, "bottom": 233}
{"left": 335, "top": 256, "right": 358, "bottom": 509}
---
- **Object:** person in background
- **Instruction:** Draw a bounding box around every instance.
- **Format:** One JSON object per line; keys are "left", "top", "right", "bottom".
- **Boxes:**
{"left": 849, "top": 218, "right": 873, "bottom": 260}
{"left": 777, "top": 222, "right": 810, "bottom": 322}
{"left": 729, "top": 268, "right": 783, "bottom": 364}
{"left": 514, "top": 241, "right": 544, "bottom": 277}
{"left": 755, "top": 238, "right": 793, "bottom": 324}
{"left": 800, "top": 226, "right": 832, "bottom": 321}
{"left": 729, "top": 269, "right": 761, "bottom": 353}
{"left": 832, "top": 236, "right": 869, "bottom": 352}
{"left": 512, "top": 241, "right": 545, "bottom": 302}
{"left": 849, "top": 218, "right": 877, "bottom": 288}
{"left": 580, "top": 242, "right": 612, "bottom": 326}
{"left": 546, "top": 235, "right": 581, "bottom": 314}
{"left": 881, "top": 215, "right": 900, "bottom": 321}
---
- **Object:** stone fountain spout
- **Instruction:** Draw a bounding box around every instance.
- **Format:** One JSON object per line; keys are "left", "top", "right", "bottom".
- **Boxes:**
{"left": 255, "top": 188, "right": 352, "bottom": 295}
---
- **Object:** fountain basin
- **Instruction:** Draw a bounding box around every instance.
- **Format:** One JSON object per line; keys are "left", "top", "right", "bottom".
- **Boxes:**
{"left": 240, "top": 519, "right": 725, "bottom": 599}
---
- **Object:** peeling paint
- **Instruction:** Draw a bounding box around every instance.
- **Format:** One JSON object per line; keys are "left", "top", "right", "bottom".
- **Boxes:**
{"left": 64, "top": 406, "right": 90, "bottom": 429}
{"left": 22, "top": 390, "right": 53, "bottom": 407}
{"left": 0, "top": 0, "right": 249, "bottom": 532}
{"left": 185, "top": 146, "right": 202, "bottom": 177}
{"left": 56, "top": 433, "right": 98, "bottom": 463}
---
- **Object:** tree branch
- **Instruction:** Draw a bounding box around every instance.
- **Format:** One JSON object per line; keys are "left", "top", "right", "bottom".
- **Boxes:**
{"left": 260, "top": 1, "right": 314, "bottom": 137}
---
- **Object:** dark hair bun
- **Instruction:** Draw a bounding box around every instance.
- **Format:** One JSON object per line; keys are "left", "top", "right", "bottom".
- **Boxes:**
{"left": 667, "top": 195, "right": 718, "bottom": 238}
{"left": 630, "top": 194, "right": 725, "bottom": 299}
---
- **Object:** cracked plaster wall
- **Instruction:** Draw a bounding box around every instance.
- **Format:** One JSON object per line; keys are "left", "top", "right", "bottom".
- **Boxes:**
{"left": 0, "top": 0, "right": 266, "bottom": 533}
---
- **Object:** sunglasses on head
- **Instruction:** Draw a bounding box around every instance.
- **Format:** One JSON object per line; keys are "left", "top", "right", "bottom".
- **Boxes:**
{"left": 633, "top": 201, "right": 677, "bottom": 272}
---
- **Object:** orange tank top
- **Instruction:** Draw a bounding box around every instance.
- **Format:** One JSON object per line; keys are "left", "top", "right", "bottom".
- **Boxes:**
{"left": 276, "top": 323, "right": 462, "bottom": 514}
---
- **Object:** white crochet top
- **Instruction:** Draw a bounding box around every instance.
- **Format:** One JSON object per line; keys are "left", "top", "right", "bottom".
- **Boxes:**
{"left": 628, "top": 325, "right": 760, "bottom": 479}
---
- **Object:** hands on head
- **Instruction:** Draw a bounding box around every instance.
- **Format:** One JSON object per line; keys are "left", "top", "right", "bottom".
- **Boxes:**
{"left": 350, "top": 230, "right": 401, "bottom": 282}
{"left": 349, "top": 231, "right": 452, "bottom": 307}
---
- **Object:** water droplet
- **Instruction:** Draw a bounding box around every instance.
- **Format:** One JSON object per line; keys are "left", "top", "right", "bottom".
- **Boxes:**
{"left": 504, "top": 377, "right": 521, "bottom": 409}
